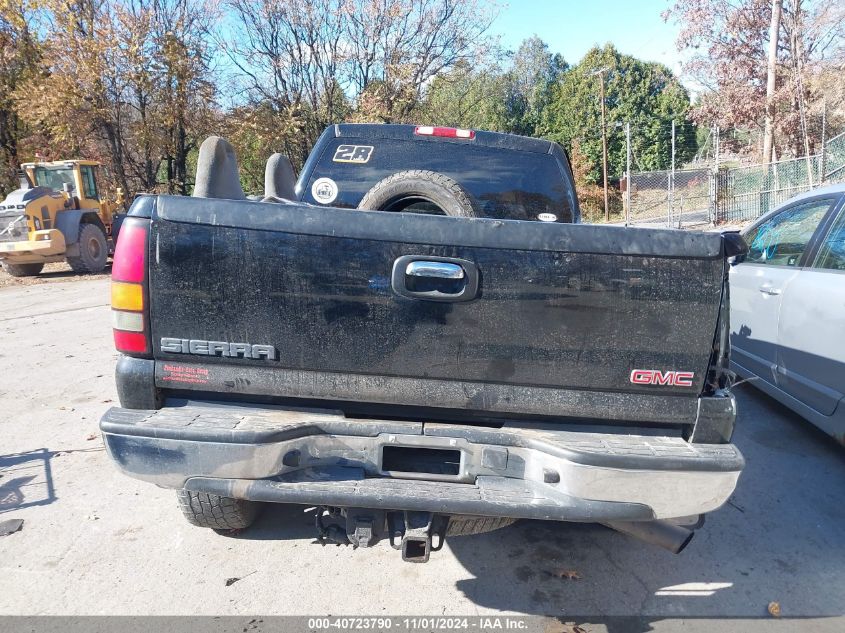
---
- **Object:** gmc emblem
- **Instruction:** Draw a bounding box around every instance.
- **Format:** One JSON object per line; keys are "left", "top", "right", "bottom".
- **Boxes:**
{"left": 630, "top": 369, "right": 695, "bottom": 387}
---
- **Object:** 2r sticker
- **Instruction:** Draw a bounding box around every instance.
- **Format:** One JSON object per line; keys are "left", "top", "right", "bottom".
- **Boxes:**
{"left": 332, "top": 144, "right": 374, "bottom": 164}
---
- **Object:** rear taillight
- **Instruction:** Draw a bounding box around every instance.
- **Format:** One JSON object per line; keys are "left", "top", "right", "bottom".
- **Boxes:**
{"left": 111, "top": 219, "right": 150, "bottom": 356}
{"left": 414, "top": 126, "right": 475, "bottom": 140}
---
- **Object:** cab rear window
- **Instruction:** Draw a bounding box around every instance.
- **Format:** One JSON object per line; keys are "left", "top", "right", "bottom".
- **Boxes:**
{"left": 307, "top": 138, "right": 576, "bottom": 223}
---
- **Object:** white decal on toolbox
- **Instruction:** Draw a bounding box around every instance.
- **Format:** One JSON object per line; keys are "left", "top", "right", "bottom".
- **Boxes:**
{"left": 537, "top": 213, "right": 558, "bottom": 222}
{"left": 311, "top": 177, "right": 338, "bottom": 204}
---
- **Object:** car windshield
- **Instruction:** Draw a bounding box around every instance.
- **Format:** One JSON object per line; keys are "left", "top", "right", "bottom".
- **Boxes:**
{"left": 33, "top": 166, "right": 76, "bottom": 192}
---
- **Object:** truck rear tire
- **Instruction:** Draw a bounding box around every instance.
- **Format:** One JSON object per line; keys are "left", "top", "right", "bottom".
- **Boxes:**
{"left": 446, "top": 516, "right": 516, "bottom": 536}
{"left": 67, "top": 223, "right": 108, "bottom": 273}
{"left": 358, "top": 170, "right": 480, "bottom": 218}
{"left": 1, "top": 262, "right": 44, "bottom": 277}
{"left": 176, "top": 490, "right": 261, "bottom": 530}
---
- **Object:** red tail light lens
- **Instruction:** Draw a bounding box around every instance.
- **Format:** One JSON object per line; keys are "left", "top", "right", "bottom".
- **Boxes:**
{"left": 111, "top": 218, "right": 150, "bottom": 356}
{"left": 113, "top": 330, "right": 149, "bottom": 354}
{"left": 111, "top": 221, "right": 147, "bottom": 283}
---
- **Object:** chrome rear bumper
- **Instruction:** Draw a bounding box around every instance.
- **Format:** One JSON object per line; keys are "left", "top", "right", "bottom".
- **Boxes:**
{"left": 100, "top": 402, "right": 744, "bottom": 521}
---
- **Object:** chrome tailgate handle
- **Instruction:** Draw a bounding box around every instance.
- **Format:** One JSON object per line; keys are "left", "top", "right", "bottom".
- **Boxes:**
{"left": 405, "top": 261, "right": 465, "bottom": 280}
{"left": 391, "top": 255, "right": 479, "bottom": 302}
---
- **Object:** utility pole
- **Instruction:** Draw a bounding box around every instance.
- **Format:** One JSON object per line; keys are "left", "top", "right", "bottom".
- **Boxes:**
{"left": 669, "top": 120, "right": 676, "bottom": 227}
{"left": 820, "top": 100, "right": 827, "bottom": 183}
{"left": 625, "top": 122, "right": 631, "bottom": 226}
{"left": 600, "top": 74, "right": 609, "bottom": 222}
{"left": 714, "top": 125, "right": 719, "bottom": 170}
{"left": 590, "top": 67, "right": 610, "bottom": 222}
{"left": 711, "top": 125, "right": 720, "bottom": 225}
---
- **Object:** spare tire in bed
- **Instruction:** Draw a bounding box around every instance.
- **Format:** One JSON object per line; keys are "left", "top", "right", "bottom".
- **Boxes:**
{"left": 357, "top": 170, "right": 479, "bottom": 218}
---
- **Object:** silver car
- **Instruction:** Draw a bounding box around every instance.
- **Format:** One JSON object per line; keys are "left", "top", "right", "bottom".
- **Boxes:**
{"left": 730, "top": 183, "right": 845, "bottom": 442}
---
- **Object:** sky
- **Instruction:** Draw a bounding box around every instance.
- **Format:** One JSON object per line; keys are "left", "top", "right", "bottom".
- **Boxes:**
{"left": 491, "top": 0, "right": 689, "bottom": 79}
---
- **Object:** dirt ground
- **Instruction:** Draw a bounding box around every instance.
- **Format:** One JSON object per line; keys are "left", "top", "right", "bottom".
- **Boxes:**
{"left": 0, "top": 277, "right": 843, "bottom": 630}
{"left": 0, "top": 261, "right": 111, "bottom": 289}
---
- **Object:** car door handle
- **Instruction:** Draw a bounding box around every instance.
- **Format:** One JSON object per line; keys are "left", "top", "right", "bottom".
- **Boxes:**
{"left": 391, "top": 255, "right": 479, "bottom": 302}
{"left": 758, "top": 284, "right": 781, "bottom": 296}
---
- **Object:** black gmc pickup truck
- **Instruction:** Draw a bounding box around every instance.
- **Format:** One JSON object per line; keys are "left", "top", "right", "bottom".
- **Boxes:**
{"left": 101, "top": 124, "right": 745, "bottom": 562}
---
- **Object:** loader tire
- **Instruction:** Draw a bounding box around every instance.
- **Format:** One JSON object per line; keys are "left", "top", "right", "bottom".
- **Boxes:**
{"left": 1, "top": 262, "right": 44, "bottom": 277}
{"left": 446, "top": 516, "right": 516, "bottom": 536}
{"left": 67, "top": 223, "right": 108, "bottom": 274}
{"left": 358, "top": 170, "right": 480, "bottom": 218}
{"left": 176, "top": 490, "right": 261, "bottom": 531}
{"left": 67, "top": 222, "right": 109, "bottom": 273}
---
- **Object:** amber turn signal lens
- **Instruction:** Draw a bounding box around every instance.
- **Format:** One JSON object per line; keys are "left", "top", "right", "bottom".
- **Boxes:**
{"left": 111, "top": 281, "right": 144, "bottom": 312}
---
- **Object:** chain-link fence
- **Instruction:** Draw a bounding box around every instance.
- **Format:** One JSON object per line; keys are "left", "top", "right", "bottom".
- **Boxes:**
{"left": 627, "top": 167, "right": 713, "bottom": 227}
{"left": 821, "top": 131, "right": 845, "bottom": 184}
{"left": 713, "top": 154, "right": 823, "bottom": 223}
{"left": 623, "top": 128, "right": 845, "bottom": 229}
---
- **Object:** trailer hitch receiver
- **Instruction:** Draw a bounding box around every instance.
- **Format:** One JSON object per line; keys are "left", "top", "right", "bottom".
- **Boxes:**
{"left": 389, "top": 511, "right": 447, "bottom": 563}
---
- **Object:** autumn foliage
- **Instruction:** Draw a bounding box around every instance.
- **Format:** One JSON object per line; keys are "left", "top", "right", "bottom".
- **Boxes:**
{"left": 1, "top": 0, "right": 842, "bottom": 199}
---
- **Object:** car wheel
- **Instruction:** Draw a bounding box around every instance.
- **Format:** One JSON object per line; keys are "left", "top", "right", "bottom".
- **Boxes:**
{"left": 176, "top": 490, "right": 262, "bottom": 531}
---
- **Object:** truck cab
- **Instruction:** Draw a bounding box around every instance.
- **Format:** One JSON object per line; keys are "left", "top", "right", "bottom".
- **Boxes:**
{"left": 295, "top": 124, "right": 581, "bottom": 223}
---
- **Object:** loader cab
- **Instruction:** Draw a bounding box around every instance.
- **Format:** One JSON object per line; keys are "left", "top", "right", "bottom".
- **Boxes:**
{"left": 24, "top": 160, "right": 103, "bottom": 210}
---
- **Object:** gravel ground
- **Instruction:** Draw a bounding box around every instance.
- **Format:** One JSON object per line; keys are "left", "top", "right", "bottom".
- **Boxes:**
{"left": 0, "top": 262, "right": 111, "bottom": 289}
{"left": 0, "top": 278, "right": 843, "bottom": 631}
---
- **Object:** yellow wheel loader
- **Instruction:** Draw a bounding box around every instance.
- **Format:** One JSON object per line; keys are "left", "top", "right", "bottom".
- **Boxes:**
{"left": 0, "top": 160, "right": 125, "bottom": 277}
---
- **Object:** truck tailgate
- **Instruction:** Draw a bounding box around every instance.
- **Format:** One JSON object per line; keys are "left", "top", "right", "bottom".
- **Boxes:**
{"left": 147, "top": 196, "right": 727, "bottom": 425}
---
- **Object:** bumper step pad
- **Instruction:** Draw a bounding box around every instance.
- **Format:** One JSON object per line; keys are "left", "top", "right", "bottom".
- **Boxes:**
{"left": 101, "top": 404, "right": 743, "bottom": 473}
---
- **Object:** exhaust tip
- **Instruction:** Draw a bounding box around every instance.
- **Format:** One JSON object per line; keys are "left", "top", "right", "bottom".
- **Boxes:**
{"left": 675, "top": 529, "right": 695, "bottom": 554}
{"left": 604, "top": 520, "right": 695, "bottom": 554}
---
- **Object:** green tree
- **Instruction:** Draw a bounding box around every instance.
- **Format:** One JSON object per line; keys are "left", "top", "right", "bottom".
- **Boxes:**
{"left": 221, "top": 0, "right": 495, "bottom": 165}
{"left": 506, "top": 36, "right": 567, "bottom": 136}
{"left": 417, "top": 59, "right": 512, "bottom": 131}
{"left": 419, "top": 37, "right": 566, "bottom": 135}
{"left": 151, "top": 0, "right": 217, "bottom": 195}
{"left": 541, "top": 44, "right": 696, "bottom": 185}
{"left": 0, "top": 0, "right": 40, "bottom": 194}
